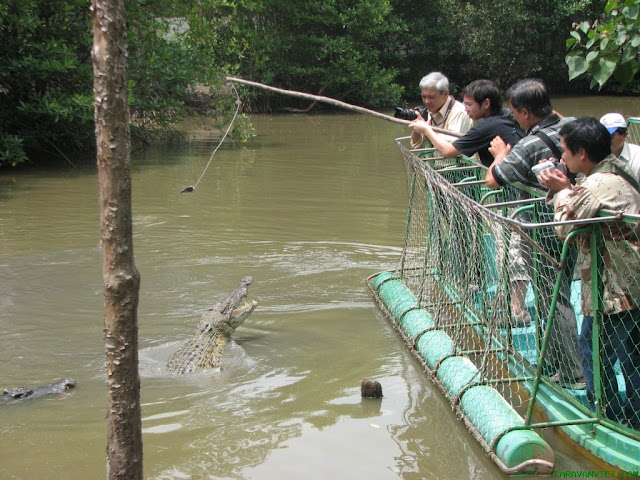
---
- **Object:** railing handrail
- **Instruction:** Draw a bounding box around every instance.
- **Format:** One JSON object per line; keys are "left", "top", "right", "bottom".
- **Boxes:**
{"left": 395, "top": 136, "right": 640, "bottom": 229}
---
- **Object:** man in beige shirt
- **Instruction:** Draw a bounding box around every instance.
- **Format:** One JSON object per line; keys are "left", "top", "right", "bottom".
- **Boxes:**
{"left": 410, "top": 72, "right": 471, "bottom": 148}
{"left": 600, "top": 112, "right": 640, "bottom": 181}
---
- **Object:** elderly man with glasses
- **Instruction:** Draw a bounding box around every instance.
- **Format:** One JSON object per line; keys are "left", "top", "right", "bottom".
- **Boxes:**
{"left": 409, "top": 71, "right": 472, "bottom": 147}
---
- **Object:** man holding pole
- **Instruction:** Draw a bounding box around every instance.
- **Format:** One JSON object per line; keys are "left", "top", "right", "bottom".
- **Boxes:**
{"left": 409, "top": 72, "right": 472, "bottom": 147}
{"left": 409, "top": 79, "right": 524, "bottom": 166}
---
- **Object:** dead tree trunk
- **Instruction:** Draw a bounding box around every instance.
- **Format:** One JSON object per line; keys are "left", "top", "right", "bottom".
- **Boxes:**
{"left": 91, "top": 1, "right": 143, "bottom": 479}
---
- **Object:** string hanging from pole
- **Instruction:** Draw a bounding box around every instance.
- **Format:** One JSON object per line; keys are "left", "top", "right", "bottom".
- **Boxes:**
{"left": 181, "top": 82, "right": 242, "bottom": 194}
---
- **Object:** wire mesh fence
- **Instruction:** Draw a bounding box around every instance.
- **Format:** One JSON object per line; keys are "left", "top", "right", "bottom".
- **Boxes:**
{"left": 628, "top": 117, "right": 640, "bottom": 145}
{"left": 372, "top": 138, "right": 640, "bottom": 450}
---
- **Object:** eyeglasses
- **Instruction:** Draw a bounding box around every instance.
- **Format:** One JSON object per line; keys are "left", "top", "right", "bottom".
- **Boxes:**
{"left": 421, "top": 92, "right": 446, "bottom": 100}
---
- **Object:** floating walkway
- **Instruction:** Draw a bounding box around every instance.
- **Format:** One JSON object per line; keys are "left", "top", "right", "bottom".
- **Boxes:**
{"left": 367, "top": 137, "right": 640, "bottom": 474}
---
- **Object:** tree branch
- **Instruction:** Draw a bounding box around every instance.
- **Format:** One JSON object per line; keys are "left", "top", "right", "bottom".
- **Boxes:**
{"left": 226, "top": 76, "right": 462, "bottom": 137}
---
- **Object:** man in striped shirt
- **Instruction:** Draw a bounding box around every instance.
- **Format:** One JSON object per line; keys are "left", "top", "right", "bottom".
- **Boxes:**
{"left": 485, "top": 78, "right": 574, "bottom": 189}
{"left": 484, "top": 78, "right": 584, "bottom": 387}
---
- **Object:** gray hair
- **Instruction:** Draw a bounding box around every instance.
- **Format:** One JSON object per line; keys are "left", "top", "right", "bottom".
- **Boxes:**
{"left": 419, "top": 72, "right": 450, "bottom": 93}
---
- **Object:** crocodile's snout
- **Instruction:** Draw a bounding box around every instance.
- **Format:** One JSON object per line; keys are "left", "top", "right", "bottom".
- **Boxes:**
{"left": 228, "top": 300, "right": 258, "bottom": 328}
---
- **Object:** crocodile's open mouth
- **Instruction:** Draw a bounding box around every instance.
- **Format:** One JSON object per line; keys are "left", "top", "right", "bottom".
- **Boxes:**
{"left": 229, "top": 300, "right": 258, "bottom": 328}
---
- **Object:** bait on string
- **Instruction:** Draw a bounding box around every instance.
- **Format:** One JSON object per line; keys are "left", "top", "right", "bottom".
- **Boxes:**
{"left": 181, "top": 82, "right": 241, "bottom": 194}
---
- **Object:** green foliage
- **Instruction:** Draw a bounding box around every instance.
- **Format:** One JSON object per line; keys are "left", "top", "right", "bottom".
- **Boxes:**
{"left": 387, "top": 0, "right": 458, "bottom": 99}
{"left": 439, "top": 0, "right": 598, "bottom": 92}
{"left": 193, "top": 0, "right": 406, "bottom": 109}
{"left": 566, "top": 0, "right": 640, "bottom": 89}
{"left": 0, "top": 0, "right": 633, "bottom": 167}
{"left": 0, "top": 0, "right": 95, "bottom": 166}
{"left": 0, "top": 133, "right": 28, "bottom": 166}
{"left": 382, "top": 0, "right": 602, "bottom": 101}
{"left": 0, "top": 0, "right": 231, "bottom": 167}
{"left": 126, "top": 2, "right": 194, "bottom": 145}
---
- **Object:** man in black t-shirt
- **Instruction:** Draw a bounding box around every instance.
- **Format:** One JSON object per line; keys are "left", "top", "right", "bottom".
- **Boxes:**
{"left": 409, "top": 79, "right": 525, "bottom": 166}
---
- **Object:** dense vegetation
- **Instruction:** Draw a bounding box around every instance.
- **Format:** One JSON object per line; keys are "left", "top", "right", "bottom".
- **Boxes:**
{"left": 567, "top": 0, "right": 640, "bottom": 90}
{"left": 0, "top": 0, "right": 636, "bottom": 167}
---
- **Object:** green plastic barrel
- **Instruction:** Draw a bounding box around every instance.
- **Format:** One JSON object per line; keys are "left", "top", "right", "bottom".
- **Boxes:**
{"left": 460, "top": 385, "right": 525, "bottom": 446}
{"left": 372, "top": 271, "right": 395, "bottom": 291}
{"left": 496, "top": 429, "right": 555, "bottom": 469}
{"left": 437, "top": 356, "right": 480, "bottom": 397}
{"left": 416, "top": 330, "right": 455, "bottom": 369}
{"left": 460, "top": 385, "right": 554, "bottom": 468}
{"left": 376, "top": 278, "right": 418, "bottom": 320}
{"left": 400, "top": 309, "right": 435, "bottom": 340}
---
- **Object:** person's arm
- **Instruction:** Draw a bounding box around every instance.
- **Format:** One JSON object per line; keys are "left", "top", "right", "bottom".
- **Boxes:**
{"left": 409, "top": 112, "right": 427, "bottom": 148}
{"left": 551, "top": 180, "right": 602, "bottom": 239}
{"left": 408, "top": 120, "right": 461, "bottom": 157}
{"left": 445, "top": 107, "right": 473, "bottom": 138}
{"left": 410, "top": 129, "right": 423, "bottom": 149}
{"left": 485, "top": 136, "right": 511, "bottom": 188}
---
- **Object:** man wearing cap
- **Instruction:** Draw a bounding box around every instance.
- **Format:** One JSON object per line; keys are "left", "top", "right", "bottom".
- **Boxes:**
{"left": 600, "top": 113, "right": 640, "bottom": 180}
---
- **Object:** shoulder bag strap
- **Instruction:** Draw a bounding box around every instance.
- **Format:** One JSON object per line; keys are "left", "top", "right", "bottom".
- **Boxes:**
{"left": 533, "top": 129, "right": 562, "bottom": 159}
{"left": 599, "top": 162, "right": 640, "bottom": 194}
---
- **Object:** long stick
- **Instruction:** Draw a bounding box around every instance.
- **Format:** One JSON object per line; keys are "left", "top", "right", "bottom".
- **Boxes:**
{"left": 226, "top": 76, "right": 462, "bottom": 138}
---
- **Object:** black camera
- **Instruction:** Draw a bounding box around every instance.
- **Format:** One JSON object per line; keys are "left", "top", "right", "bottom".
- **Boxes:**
{"left": 394, "top": 106, "right": 428, "bottom": 121}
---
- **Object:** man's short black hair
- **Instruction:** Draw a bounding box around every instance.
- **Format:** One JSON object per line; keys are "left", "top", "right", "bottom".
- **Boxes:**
{"left": 560, "top": 117, "right": 611, "bottom": 163}
{"left": 506, "top": 78, "right": 553, "bottom": 118}
{"left": 462, "top": 80, "right": 503, "bottom": 116}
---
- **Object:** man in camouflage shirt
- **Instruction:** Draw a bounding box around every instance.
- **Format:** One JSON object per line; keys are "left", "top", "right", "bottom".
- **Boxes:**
{"left": 541, "top": 117, "right": 640, "bottom": 429}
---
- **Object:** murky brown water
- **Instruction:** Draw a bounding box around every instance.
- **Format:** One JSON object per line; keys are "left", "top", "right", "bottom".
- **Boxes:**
{"left": 1, "top": 99, "right": 636, "bottom": 479}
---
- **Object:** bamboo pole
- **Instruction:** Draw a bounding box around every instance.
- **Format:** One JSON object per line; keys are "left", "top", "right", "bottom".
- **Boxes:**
{"left": 226, "top": 76, "right": 462, "bottom": 138}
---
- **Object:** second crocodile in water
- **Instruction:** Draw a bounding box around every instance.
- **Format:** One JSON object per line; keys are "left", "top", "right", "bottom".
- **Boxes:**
{"left": 166, "top": 276, "right": 258, "bottom": 375}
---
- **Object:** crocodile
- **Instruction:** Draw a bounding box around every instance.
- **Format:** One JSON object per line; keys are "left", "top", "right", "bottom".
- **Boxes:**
{"left": 1, "top": 378, "right": 76, "bottom": 404}
{"left": 166, "top": 276, "right": 257, "bottom": 374}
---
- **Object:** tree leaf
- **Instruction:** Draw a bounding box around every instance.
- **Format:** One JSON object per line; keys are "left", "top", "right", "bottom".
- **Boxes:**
{"left": 592, "top": 56, "right": 618, "bottom": 87}
{"left": 605, "top": 0, "right": 618, "bottom": 15}
{"left": 621, "top": 44, "right": 638, "bottom": 63}
{"left": 615, "top": 29, "right": 628, "bottom": 45}
{"left": 624, "top": 4, "right": 639, "bottom": 21}
{"left": 566, "top": 54, "right": 589, "bottom": 80}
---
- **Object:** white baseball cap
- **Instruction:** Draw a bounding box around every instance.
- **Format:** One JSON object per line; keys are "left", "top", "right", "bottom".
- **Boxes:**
{"left": 599, "top": 113, "right": 627, "bottom": 134}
